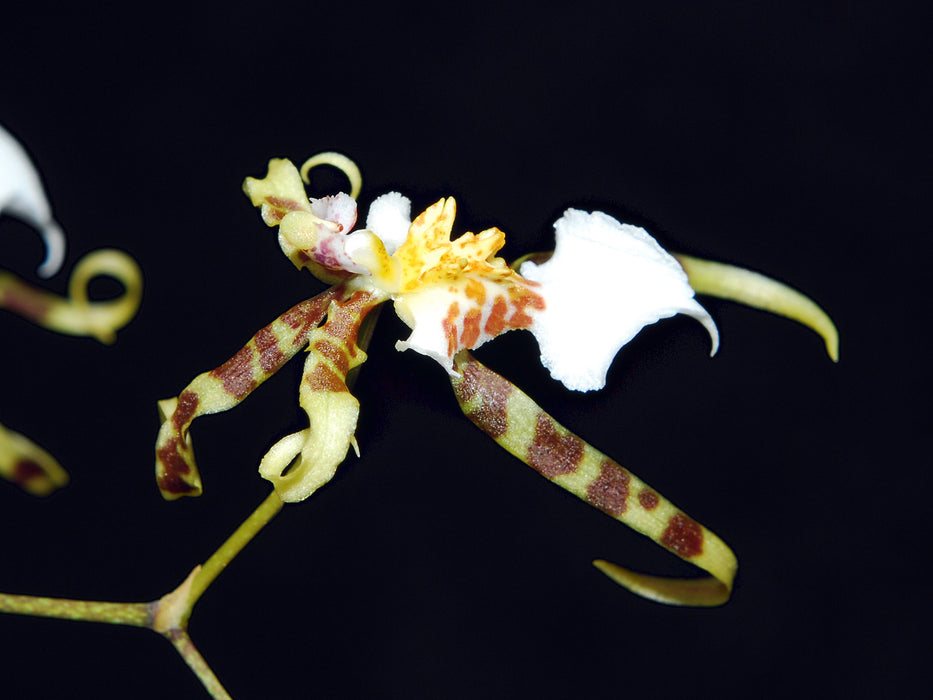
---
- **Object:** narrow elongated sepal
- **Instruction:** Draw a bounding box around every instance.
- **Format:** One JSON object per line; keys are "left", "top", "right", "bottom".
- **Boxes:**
{"left": 674, "top": 253, "right": 839, "bottom": 361}
{"left": 155, "top": 287, "right": 341, "bottom": 499}
{"left": 0, "top": 421, "right": 69, "bottom": 496}
{"left": 450, "top": 351, "right": 736, "bottom": 606}
{"left": 259, "top": 290, "right": 380, "bottom": 502}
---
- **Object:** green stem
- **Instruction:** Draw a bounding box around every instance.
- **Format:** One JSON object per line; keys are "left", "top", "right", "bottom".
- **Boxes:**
{"left": 167, "top": 629, "right": 233, "bottom": 700}
{"left": 186, "top": 490, "right": 283, "bottom": 612}
{"left": 0, "top": 296, "right": 379, "bottom": 695}
{"left": 0, "top": 593, "right": 151, "bottom": 626}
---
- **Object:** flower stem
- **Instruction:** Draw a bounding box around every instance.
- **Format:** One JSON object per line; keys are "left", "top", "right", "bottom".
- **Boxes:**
{"left": 166, "top": 629, "right": 233, "bottom": 700}
{"left": 186, "top": 490, "right": 283, "bottom": 612}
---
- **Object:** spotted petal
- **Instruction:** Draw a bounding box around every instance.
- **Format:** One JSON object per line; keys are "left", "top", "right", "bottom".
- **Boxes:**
{"left": 520, "top": 209, "right": 719, "bottom": 392}
{"left": 384, "top": 197, "right": 545, "bottom": 373}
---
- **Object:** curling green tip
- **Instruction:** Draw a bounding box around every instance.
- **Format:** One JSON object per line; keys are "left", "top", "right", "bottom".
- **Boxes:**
{"left": 675, "top": 253, "right": 839, "bottom": 362}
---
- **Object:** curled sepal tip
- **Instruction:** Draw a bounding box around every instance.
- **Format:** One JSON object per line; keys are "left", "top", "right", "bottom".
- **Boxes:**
{"left": 0, "top": 422, "right": 69, "bottom": 496}
{"left": 450, "top": 351, "right": 737, "bottom": 606}
{"left": 0, "top": 249, "right": 142, "bottom": 344}
{"left": 243, "top": 158, "right": 363, "bottom": 284}
{"left": 674, "top": 253, "right": 839, "bottom": 362}
{"left": 592, "top": 560, "right": 732, "bottom": 607}
{"left": 259, "top": 290, "right": 380, "bottom": 502}
{"left": 300, "top": 152, "right": 362, "bottom": 200}
{"left": 155, "top": 288, "right": 342, "bottom": 499}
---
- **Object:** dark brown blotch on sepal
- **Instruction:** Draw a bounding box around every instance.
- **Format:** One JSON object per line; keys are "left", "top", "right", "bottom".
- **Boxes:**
{"left": 660, "top": 512, "right": 704, "bottom": 558}
{"left": 527, "top": 412, "right": 585, "bottom": 478}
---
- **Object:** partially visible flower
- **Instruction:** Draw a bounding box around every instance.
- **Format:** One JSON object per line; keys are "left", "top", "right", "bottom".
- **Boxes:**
{"left": 0, "top": 123, "right": 65, "bottom": 278}
{"left": 1, "top": 124, "right": 142, "bottom": 495}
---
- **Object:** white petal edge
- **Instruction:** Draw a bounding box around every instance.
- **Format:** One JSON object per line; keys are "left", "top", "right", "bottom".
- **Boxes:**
{"left": 520, "top": 208, "right": 719, "bottom": 392}
{"left": 0, "top": 124, "right": 66, "bottom": 277}
{"left": 393, "top": 288, "right": 461, "bottom": 374}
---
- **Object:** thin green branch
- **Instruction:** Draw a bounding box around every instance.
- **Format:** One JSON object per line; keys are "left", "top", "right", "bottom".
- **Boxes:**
{"left": 0, "top": 592, "right": 151, "bottom": 626}
{"left": 187, "top": 490, "right": 283, "bottom": 610}
{"left": 167, "top": 629, "right": 233, "bottom": 700}
{"left": 0, "top": 488, "right": 284, "bottom": 699}
{"left": 1, "top": 285, "right": 379, "bottom": 697}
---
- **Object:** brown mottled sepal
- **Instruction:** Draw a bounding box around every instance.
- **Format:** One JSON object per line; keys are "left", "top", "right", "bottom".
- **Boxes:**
{"left": 259, "top": 290, "right": 381, "bottom": 501}
{"left": 155, "top": 287, "right": 341, "bottom": 499}
{"left": 0, "top": 422, "right": 69, "bottom": 496}
{"left": 450, "top": 351, "right": 737, "bottom": 606}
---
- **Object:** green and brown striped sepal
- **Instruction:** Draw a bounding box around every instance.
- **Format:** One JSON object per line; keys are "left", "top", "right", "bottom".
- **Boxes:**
{"left": 257, "top": 288, "right": 382, "bottom": 502}
{"left": 450, "top": 351, "right": 737, "bottom": 606}
{"left": 155, "top": 285, "right": 343, "bottom": 499}
{"left": 156, "top": 283, "right": 385, "bottom": 502}
{"left": 0, "top": 422, "right": 68, "bottom": 496}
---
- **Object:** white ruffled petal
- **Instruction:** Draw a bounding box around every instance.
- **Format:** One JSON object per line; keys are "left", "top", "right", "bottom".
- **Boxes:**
{"left": 520, "top": 208, "right": 718, "bottom": 392}
{"left": 365, "top": 191, "right": 411, "bottom": 254}
{"left": 0, "top": 124, "right": 66, "bottom": 277}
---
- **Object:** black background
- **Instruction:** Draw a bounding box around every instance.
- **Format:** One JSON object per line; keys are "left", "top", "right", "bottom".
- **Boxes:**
{"left": 1, "top": 3, "right": 927, "bottom": 698}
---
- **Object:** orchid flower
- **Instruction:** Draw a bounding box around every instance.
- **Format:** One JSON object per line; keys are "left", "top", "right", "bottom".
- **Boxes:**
{"left": 156, "top": 153, "right": 837, "bottom": 608}
{"left": 1, "top": 123, "right": 142, "bottom": 495}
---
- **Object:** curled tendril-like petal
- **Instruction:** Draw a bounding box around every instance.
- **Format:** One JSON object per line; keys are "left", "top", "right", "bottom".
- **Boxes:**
{"left": 673, "top": 253, "right": 839, "bottom": 361}
{"left": 0, "top": 249, "right": 142, "bottom": 344}
{"left": 0, "top": 421, "right": 69, "bottom": 496}
{"left": 243, "top": 158, "right": 362, "bottom": 284}
{"left": 450, "top": 351, "right": 736, "bottom": 606}
{"left": 1, "top": 250, "right": 140, "bottom": 494}
{"left": 2, "top": 126, "right": 143, "bottom": 496}
{"left": 300, "top": 152, "right": 362, "bottom": 200}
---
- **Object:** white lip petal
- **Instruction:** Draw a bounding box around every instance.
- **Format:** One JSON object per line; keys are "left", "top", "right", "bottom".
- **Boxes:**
{"left": 365, "top": 191, "right": 411, "bottom": 254}
{"left": 1, "top": 125, "right": 67, "bottom": 277}
{"left": 520, "top": 208, "right": 719, "bottom": 392}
